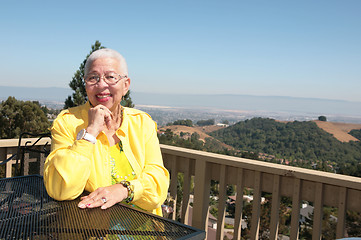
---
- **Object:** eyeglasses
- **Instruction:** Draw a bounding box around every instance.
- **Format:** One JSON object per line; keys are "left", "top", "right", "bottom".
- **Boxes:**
{"left": 84, "top": 72, "right": 127, "bottom": 85}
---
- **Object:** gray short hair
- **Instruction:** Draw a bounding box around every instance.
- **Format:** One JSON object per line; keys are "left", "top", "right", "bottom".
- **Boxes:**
{"left": 84, "top": 48, "right": 128, "bottom": 76}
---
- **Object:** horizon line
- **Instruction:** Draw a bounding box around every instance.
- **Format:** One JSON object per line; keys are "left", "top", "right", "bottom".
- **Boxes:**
{"left": 1, "top": 85, "right": 360, "bottom": 103}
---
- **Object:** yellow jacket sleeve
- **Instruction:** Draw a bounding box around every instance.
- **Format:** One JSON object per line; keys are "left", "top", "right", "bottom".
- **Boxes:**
{"left": 44, "top": 111, "right": 95, "bottom": 200}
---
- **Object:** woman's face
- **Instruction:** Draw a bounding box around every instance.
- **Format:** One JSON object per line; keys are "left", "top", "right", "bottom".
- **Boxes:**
{"left": 85, "top": 57, "right": 130, "bottom": 112}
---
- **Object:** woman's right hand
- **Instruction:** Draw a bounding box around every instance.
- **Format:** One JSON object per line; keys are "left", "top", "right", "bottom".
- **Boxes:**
{"left": 78, "top": 184, "right": 129, "bottom": 210}
{"left": 86, "top": 105, "right": 113, "bottom": 137}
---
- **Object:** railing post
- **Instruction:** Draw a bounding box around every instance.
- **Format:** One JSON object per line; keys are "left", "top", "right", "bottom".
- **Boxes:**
{"left": 39, "top": 152, "right": 46, "bottom": 176}
{"left": 250, "top": 171, "right": 262, "bottom": 239}
{"left": 216, "top": 165, "right": 227, "bottom": 240}
{"left": 169, "top": 155, "right": 178, "bottom": 221}
{"left": 269, "top": 175, "right": 281, "bottom": 240}
{"left": 336, "top": 187, "right": 347, "bottom": 239}
{"left": 312, "top": 182, "right": 323, "bottom": 240}
{"left": 290, "top": 178, "right": 301, "bottom": 240}
{"left": 5, "top": 148, "right": 16, "bottom": 178}
{"left": 181, "top": 158, "right": 191, "bottom": 225}
{"left": 233, "top": 168, "right": 244, "bottom": 240}
{"left": 192, "top": 158, "right": 210, "bottom": 233}
{"left": 22, "top": 152, "right": 30, "bottom": 176}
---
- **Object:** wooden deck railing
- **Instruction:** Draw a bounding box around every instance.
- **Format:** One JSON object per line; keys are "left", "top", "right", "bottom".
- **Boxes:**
{"left": 1, "top": 139, "right": 361, "bottom": 239}
{"left": 161, "top": 144, "right": 361, "bottom": 240}
{"left": 0, "top": 137, "right": 51, "bottom": 177}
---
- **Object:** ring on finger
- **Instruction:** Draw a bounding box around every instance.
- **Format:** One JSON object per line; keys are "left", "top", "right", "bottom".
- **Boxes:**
{"left": 101, "top": 197, "right": 107, "bottom": 204}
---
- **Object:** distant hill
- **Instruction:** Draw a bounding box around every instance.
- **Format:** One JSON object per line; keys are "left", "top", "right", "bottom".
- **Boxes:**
{"left": 2, "top": 86, "right": 361, "bottom": 123}
{"left": 161, "top": 120, "right": 361, "bottom": 143}
{"left": 0, "top": 86, "right": 72, "bottom": 101}
{"left": 132, "top": 92, "right": 361, "bottom": 117}
{"left": 159, "top": 125, "right": 234, "bottom": 150}
{"left": 209, "top": 118, "right": 361, "bottom": 176}
{"left": 313, "top": 120, "right": 361, "bottom": 142}
{"left": 159, "top": 118, "right": 361, "bottom": 177}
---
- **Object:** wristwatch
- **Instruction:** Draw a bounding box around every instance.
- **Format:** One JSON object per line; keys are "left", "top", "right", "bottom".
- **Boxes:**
{"left": 76, "top": 129, "right": 97, "bottom": 144}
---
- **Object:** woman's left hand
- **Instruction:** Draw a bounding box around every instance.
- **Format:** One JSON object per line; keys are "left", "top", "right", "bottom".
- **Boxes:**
{"left": 78, "top": 184, "right": 128, "bottom": 210}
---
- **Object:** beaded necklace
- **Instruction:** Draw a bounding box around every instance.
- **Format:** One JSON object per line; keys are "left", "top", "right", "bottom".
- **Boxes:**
{"left": 110, "top": 106, "right": 136, "bottom": 185}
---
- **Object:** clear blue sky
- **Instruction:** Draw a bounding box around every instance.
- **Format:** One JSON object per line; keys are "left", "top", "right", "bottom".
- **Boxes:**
{"left": 1, "top": 0, "right": 360, "bottom": 102}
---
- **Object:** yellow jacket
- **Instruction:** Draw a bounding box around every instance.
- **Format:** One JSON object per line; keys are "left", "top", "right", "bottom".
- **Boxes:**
{"left": 44, "top": 102, "right": 169, "bottom": 216}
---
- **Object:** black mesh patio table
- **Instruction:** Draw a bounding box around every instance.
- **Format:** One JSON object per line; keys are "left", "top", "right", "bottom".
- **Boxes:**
{"left": 0, "top": 175, "right": 205, "bottom": 239}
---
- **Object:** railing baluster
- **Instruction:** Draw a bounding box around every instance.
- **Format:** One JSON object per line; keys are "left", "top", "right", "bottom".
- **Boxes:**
{"left": 192, "top": 159, "right": 211, "bottom": 233}
{"left": 5, "top": 148, "right": 16, "bottom": 178}
{"left": 336, "top": 187, "right": 347, "bottom": 239}
{"left": 312, "top": 182, "right": 323, "bottom": 240}
{"left": 39, "top": 152, "right": 46, "bottom": 176}
{"left": 250, "top": 171, "right": 262, "bottom": 240}
{"left": 169, "top": 155, "right": 178, "bottom": 221}
{"left": 290, "top": 178, "right": 301, "bottom": 240}
{"left": 216, "top": 165, "right": 227, "bottom": 240}
{"left": 181, "top": 158, "right": 191, "bottom": 225}
{"left": 233, "top": 168, "right": 244, "bottom": 240}
{"left": 269, "top": 175, "right": 280, "bottom": 240}
{"left": 23, "top": 152, "right": 30, "bottom": 175}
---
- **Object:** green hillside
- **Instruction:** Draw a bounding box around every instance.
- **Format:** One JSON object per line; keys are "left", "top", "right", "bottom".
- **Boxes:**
{"left": 209, "top": 118, "right": 361, "bottom": 177}
{"left": 350, "top": 129, "right": 361, "bottom": 141}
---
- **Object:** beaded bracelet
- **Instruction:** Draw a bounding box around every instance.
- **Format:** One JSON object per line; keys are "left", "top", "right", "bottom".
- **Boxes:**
{"left": 120, "top": 180, "right": 134, "bottom": 203}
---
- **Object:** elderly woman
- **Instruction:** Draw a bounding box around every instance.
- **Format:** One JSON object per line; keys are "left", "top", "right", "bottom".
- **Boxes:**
{"left": 44, "top": 48, "right": 169, "bottom": 216}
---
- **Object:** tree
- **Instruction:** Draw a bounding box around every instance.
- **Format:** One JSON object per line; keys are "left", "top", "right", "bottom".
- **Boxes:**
{"left": 349, "top": 129, "right": 361, "bottom": 141}
{"left": 64, "top": 41, "right": 104, "bottom": 108}
{"left": 64, "top": 40, "right": 134, "bottom": 109}
{"left": 0, "top": 97, "right": 50, "bottom": 139}
{"left": 170, "top": 119, "right": 193, "bottom": 127}
{"left": 121, "top": 90, "right": 134, "bottom": 108}
{"left": 318, "top": 116, "right": 327, "bottom": 121}
{"left": 197, "top": 119, "right": 215, "bottom": 126}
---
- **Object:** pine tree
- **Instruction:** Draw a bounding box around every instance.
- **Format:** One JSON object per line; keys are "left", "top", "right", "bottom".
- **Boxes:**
{"left": 64, "top": 40, "right": 133, "bottom": 108}
{"left": 121, "top": 90, "right": 134, "bottom": 108}
{"left": 64, "top": 41, "right": 104, "bottom": 108}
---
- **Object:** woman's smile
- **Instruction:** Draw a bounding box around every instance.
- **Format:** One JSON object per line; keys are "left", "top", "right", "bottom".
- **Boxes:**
{"left": 95, "top": 93, "right": 112, "bottom": 102}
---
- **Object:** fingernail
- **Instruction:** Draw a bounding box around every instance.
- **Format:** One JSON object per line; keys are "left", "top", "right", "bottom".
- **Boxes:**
{"left": 78, "top": 204, "right": 85, "bottom": 208}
